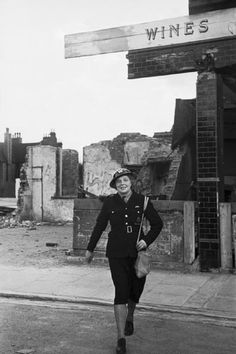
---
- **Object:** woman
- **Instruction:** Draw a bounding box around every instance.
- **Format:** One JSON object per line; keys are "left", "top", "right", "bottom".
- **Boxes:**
{"left": 85, "top": 168, "right": 163, "bottom": 354}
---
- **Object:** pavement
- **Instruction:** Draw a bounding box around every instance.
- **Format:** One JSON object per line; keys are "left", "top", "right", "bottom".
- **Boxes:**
{"left": 0, "top": 261, "right": 235, "bottom": 328}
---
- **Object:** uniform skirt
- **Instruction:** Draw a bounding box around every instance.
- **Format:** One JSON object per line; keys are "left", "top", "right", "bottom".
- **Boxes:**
{"left": 108, "top": 257, "right": 146, "bottom": 305}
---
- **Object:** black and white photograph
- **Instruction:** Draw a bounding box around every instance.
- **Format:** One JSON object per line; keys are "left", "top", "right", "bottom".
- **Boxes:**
{"left": 0, "top": 0, "right": 236, "bottom": 353}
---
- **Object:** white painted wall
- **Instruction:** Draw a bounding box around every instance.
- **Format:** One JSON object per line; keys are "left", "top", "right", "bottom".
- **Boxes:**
{"left": 124, "top": 141, "right": 150, "bottom": 165}
{"left": 83, "top": 144, "right": 120, "bottom": 196}
{"left": 25, "top": 145, "right": 73, "bottom": 222}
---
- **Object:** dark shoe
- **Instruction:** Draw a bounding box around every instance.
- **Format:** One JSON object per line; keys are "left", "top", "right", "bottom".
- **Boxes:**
{"left": 124, "top": 320, "right": 134, "bottom": 336}
{"left": 116, "top": 338, "right": 126, "bottom": 354}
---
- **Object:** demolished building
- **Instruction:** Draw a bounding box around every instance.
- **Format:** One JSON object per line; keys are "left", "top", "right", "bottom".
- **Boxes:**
{"left": 0, "top": 129, "right": 63, "bottom": 198}
{"left": 0, "top": 129, "right": 79, "bottom": 222}
{"left": 82, "top": 110, "right": 196, "bottom": 201}
{"left": 83, "top": 131, "right": 184, "bottom": 199}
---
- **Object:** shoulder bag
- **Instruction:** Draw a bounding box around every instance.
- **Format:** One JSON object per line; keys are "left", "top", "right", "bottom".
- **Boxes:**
{"left": 134, "top": 196, "right": 152, "bottom": 278}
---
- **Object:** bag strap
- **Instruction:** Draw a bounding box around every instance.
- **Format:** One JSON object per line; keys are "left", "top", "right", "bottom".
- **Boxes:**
{"left": 136, "top": 196, "right": 149, "bottom": 244}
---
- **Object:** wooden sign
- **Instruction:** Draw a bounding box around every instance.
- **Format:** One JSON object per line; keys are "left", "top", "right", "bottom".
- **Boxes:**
{"left": 65, "top": 7, "right": 236, "bottom": 58}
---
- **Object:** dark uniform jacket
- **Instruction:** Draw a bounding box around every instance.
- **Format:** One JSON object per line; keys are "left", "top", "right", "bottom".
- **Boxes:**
{"left": 87, "top": 191, "right": 163, "bottom": 258}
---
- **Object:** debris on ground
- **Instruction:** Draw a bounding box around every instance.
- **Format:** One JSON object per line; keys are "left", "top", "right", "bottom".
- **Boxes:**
{"left": 0, "top": 209, "right": 72, "bottom": 229}
{"left": 46, "top": 242, "right": 58, "bottom": 247}
{"left": 0, "top": 212, "right": 36, "bottom": 229}
{"left": 16, "top": 349, "right": 36, "bottom": 354}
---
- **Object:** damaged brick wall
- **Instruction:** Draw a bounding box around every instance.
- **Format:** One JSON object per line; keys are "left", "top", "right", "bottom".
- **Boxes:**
{"left": 83, "top": 142, "right": 121, "bottom": 196}
{"left": 62, "top": 149, "right": 79, "bottom": 196}
{"left": 127, "top": 38, "right": 236, "bottom": 79}
{"left": 0, "top": 129, "right": 15, "bottom": 197}
{"left": 139, "top": 133, "right": 173, "bottom": 197}
{"left": 83, "top": 131, "right": 183, "bottom": 199}
{"left": 73, "top": 199, "right": 186, "bottom": 270}
{"left": 19, "top": 145, "right": 75, "bottom": 222}
{"left": 83, "top": 133, "right": 149, "bottom": 195}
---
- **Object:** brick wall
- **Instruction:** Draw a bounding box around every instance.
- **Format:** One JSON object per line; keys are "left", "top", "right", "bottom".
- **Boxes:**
{"left": 62, "top": 149, "right": 79, "bottom": 196}
{"left": 126, "top": 38, "right": 236, "bottom": 270}
{"left": 73, "top": 199, "right": 187, "bottom": 270}
{"left": 83, "top": 132, "right": 186, "bottom": 199}
{"left": 127, "top": 38, "right": 236, "bottom": 79}
{"left": 196, "top": 71, "right": 224, "bottom": 270}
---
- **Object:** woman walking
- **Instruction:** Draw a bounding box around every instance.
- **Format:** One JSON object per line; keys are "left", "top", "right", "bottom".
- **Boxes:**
{"left": 85, "top": 168, "right": 163, "bottom": 353}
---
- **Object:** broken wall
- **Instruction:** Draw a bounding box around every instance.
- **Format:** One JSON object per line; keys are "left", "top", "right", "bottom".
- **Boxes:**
{"left": 0, "top": 129, "right": 16, "bottom": 197}
{"left": 83, "top": 142, "right": 121, "bottom": 196}
{"left": 62, "top": 149, "right": 79, "bottom": 196}
{"left": 21, "top": 145, "right": 75, "bottom": 222}
{"left": 73, "top": 199, "right": 194, "bottom": 270}
{"left": 83, "top": 132, "right": 183, "bottom": 199}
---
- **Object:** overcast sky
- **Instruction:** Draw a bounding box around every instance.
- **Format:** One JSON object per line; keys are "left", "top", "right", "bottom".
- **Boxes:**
{"left": 0, "top": 0, "right": 197, "bottom": 160}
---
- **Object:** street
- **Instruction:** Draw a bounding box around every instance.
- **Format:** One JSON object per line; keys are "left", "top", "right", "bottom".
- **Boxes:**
{"left": 0, "top": 223, "right": 235, "bottom": 353}
{"left": 0, "top": 298, "right": 235, "bottom": 354}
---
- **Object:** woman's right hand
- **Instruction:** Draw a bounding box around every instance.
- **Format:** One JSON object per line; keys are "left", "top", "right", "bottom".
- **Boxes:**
{"left": 85, "top": 250, "right": 94, "bottom": 264}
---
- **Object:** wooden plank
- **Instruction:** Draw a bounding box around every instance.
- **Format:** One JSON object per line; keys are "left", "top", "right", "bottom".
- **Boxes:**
{"left": 232, "top": 214, "right": 236, "bottom": 269}
{"left": 65, "top": 7, "right": 236, "bottom": 58}
{"left": 220, "top": 203, "right": 232, "bottom": 270}
{"left": 184, "top": 201, "right": 195, "bottom": 264}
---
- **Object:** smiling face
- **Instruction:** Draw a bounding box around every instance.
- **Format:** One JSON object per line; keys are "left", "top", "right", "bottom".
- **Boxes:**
{"left": 115, "top": 175, "right": 132, "bottom": 196}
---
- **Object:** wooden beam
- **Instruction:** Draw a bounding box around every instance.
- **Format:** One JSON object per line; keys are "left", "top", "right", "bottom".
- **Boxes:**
{"left": 65, "top": 7, "right": 236, "bottom": 58}
{"left": 184, "top": 201, "right": 195, "bottom": 264}
{"left": 220, "top": 203, "right": 232, "bottom": 270}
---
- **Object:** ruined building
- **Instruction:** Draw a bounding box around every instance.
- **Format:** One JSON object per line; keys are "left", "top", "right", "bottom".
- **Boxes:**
{"left": 83, "top": 76, "right": 236, "bottom": 204}
{"left": 83, "top": 117, "right": 194, "bottom": 201}
{"left": 68, "top": 0, "right": 236, "bottom": 270}
{"left": 0, "top": 129, "right": 79, "bottom": 221}
{"left": 0, "top": 129, "right": 80, "bottom": 198}
{"left": 0, "top": 129, "right": 61, "bottom": 197}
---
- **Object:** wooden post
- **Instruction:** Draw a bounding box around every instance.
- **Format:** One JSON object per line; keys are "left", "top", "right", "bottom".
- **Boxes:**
{"left": 184, "top": 201, "right": 195, "bottom": 264}
{"left": 73, "top": 215, "right": 80, "bottom": 251}
{"left": 220, "top": 203, "right": 232, "bottom": 270}
{"left": 232, "top": 214, "right": 236, "bottom": 269}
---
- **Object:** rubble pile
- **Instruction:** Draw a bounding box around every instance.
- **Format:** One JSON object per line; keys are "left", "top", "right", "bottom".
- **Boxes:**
{"left": 0, "top": 211, "right": 37, "bottom": 229}
{"left": 0, "top": 211, "right": 71, "bottom": 229}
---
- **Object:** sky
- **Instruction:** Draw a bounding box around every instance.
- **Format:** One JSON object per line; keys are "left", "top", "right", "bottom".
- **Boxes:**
{"left": 0, "top": 0, "right": 197, "bottom": 160}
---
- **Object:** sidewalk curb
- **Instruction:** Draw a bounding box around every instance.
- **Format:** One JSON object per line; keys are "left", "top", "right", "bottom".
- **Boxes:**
{"left": 1, "top": 291, "right": 235, "bottom": 328}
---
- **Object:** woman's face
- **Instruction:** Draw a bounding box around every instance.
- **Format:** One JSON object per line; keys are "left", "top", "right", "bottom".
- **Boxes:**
{"left": 115, "top": 175, "right": 132, "bottom": 196}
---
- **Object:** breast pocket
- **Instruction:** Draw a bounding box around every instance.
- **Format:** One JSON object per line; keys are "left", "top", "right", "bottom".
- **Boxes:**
{"left": 133, "top": 206, "right": 143, "bottom": 225}
{"left": 109, "top": 208, "right": 122, "bottom": 226}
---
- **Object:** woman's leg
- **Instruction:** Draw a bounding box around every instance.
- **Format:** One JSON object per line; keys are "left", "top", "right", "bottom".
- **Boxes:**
{"left": 114, "top": 304, "right": 127, "bottom": 339}
{"left": 108, "top": 258, "right": 129, "bottom": 339}
{"left": 126, "top": 299, "right": 136, "bottom": 322}
{"left": 124, "top": 299, "right": 136, "bottom": 336}
{"left": 125, "top": 258, "right": 146, "bottom": 335}
{"left": 129, "top": 258, "right": 146, "bottom": 306}
{"left": 108, "top": 258, "right": 129, "bottom": 353}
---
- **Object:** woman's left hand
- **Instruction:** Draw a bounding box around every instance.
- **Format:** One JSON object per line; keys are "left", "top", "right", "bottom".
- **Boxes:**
{"left": 136, "top": 240, "right": 147, "bottom": 251}
{"left": 85, "top": 250, "right": 94, "bottom": 263}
